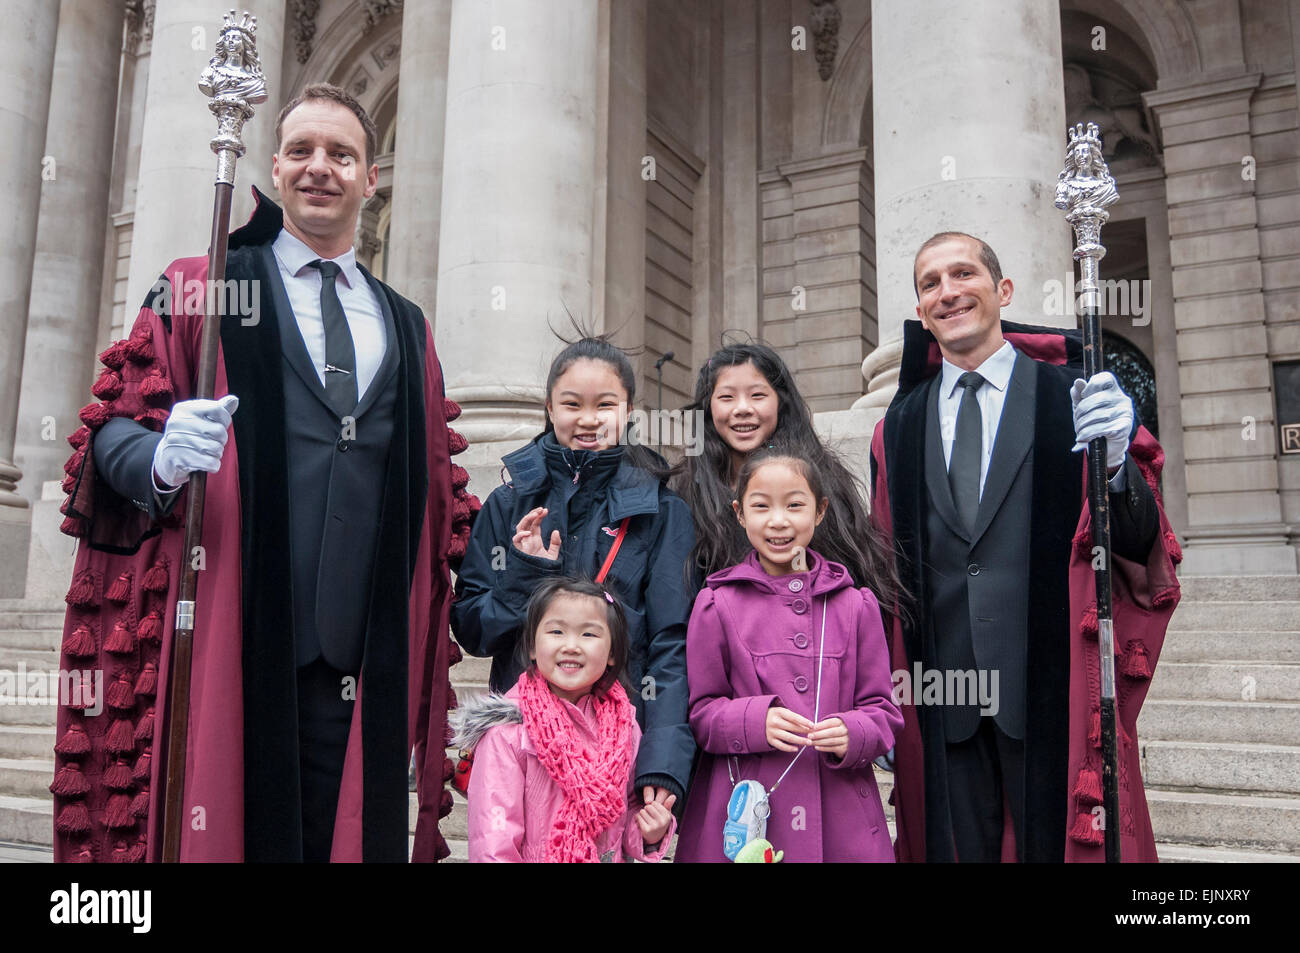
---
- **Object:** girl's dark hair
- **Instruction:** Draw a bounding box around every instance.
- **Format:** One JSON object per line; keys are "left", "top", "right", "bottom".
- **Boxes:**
{"left": 672, "top": 343, "right": 903, "bottom": 610}
{"left": 517, "top": 576, "right": 630, "bottom": 698}
{"left": 542, "top": 328, "right": 671, "bottom": 482}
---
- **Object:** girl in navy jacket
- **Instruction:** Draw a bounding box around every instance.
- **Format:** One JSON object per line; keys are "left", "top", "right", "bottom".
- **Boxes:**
{"left": 451, "top": 337, "right": 697, "bottom": 807}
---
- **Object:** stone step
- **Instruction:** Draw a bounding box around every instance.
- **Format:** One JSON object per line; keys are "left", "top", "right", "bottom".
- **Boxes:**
{"left": 0, "top": 725, "right": 54, "bottom": 760}
{"left": 0, "top": 625, "right": 62, "bottom": 651}
{"left": 0, "top": 645, "right": 62, "bottom": 672}
{"left": 1146, "top": 661, "right": 1300, "bottom": 702}
{"left": 1160, "top": 629, "right": 1300, "bottom": 663}
{"left": 0, "top": 794, "right": 52, "bottom": 848}
{"left": 1138, "top": 699, "right": 1300, "bottom": 745}
{"left": 0, "top": 698, "right": 57, "bottom": 726}
{"left": 1147, "top": 788, "right": 1300, "bottom": 852}
{"left": 1142, "top": 740, "right": 1300, "bottom": 795}
{"left": 1167, "top": 602, "right": 1300, "bottom": 633}
{"left": 1156, "top": 842, "right": 1300, "bottom": 863}
{"left": 451, "top": 653, "right": 493, "bottom": 684}
{"left": 1176, "top": 575, "right": 1300, "bottom": 603}
{"left": 0, "top": 759, "right": 54, "bottom": 802}
{"left": 0, "top": 841, "right": 52, "bottom": 861}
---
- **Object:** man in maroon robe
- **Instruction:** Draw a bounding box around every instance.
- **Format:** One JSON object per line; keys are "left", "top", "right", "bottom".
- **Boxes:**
{"left": 51, "top": 83, "right": 477, "bottom": 862}
{"left": 869, "top": 232, "right": 1181, "bottom": 862}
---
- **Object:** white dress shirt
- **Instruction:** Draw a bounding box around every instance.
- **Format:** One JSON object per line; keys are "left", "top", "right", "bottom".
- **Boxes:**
{"left": 936, "top": 339, "right": 1126, "bottom": 498}
{"left": 938, "top": 341, "right": 1017, "bottom": 499}
{"left": 271, "top": 229, "right": 387, "bottom": 400}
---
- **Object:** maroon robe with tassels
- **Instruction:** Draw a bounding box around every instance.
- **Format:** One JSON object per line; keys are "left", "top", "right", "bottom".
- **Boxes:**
{"left": 51, "top": 189, "right": 480, "bottom": 862}
{"left": 870, "top": 321, "right": 1181, "bottom": 863}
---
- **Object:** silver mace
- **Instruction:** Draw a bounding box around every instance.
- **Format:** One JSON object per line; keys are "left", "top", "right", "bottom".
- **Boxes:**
{"left": 162, "top": 9, "right": 267, "bottom": 864}
{"left": 1055, "top": 121, "right": 1122, "bottom": 863}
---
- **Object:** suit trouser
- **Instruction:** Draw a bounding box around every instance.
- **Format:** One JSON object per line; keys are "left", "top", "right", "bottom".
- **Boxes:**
{"left": 297, "top": 657, "right": 356, "bottom": 863}
{"left": 945, "top": 717, "right": 1025, "bottom": 862}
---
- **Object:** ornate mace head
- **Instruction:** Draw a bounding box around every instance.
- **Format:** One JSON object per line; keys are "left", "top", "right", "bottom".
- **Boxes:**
{"left": 1056, "top": 121, "right": 1119, "bottom": 295}
{"left": 199, "top": 10, "right": 268, "bottom": 184}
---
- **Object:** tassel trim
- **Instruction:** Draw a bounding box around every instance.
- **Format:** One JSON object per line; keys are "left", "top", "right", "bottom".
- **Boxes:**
{"left": 134, "top": 662, "right": 157, "bottom": 697}
{"left": 62, "top": 622, "right": 98, "bottom": 659}
{"left": 55, "top": 802, "right": 92, "bottom": 834}
{"left": 104, "top": 618, "right": 136, "bottom": 655}
{"left": 1120, "top": 641, "right": 1153, "bottom": 680}
{"left": 106, "top": 571, "right": 132, "bottom": 604}
{"left": 103, "top": 758, "right": 135, "bottom": 792}
{"left": 55, "top": 723, "right": 91, "bottom": 757}
{"left": 50, "top": 763, "right": 91, "bottom": 797}
{"left": 105, "top": 718, "right": 135, "bottom": 754}
{"left": 1069, "top": 810, "right": 1105, "bottom": 846}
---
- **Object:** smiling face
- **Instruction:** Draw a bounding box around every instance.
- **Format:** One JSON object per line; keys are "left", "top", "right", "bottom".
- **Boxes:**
{"left": 272, "top": 98, "right": 378, "bottom": 260}
{"left": 733, "top": 461, "right": 828, "bottom": 576}
{"left": 546, "top": 358, "right": 629, "bottom": 451}
{"left": 914, "top": 236, "right": 1013, "bottom": 371}
{"left": 710, "top": 362, "right": 779, "bottom": 476}
{"left": 530, "top": 592, "right": 614, "bottom": 703}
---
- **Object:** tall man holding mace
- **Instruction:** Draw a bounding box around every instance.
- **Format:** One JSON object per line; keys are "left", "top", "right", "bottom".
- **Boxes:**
{"left": 53, "top": 77, "right": 476, "bottom": 862}
{"left": 870, "top": 231, "right": 1182, "bottom": 862}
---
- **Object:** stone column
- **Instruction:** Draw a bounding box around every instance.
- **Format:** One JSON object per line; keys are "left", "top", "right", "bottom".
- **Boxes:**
{"left": 860, "top": 0, "right": 1068, "bottom": 416}
{"left": 124, "top": 0, "right": 284, "bottom": 318}
{"left": 1145, "top": 73, "right": 1295, "bottom": 574}
{"left": 0, "top": 0, "right": 60, "bottom": 596}
{"left": 15, "top": 0, "right": 126, "bottom": 503}
{"left": 386, "top": 0, "right": 452, "bottom": 320}
{"left": 434, "top": 0, "right": 600, "bottom": 443}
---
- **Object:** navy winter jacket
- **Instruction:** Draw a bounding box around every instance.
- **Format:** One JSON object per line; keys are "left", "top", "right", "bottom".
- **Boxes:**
{"left": 451, "top": 432, "right": 697, "bottom": 801}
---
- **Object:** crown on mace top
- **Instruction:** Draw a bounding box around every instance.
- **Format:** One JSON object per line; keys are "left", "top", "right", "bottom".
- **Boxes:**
{"left": 221, "top": 9, "right": 258, "bottom": 35}
{"left": 1068, "top": 121, "right": 1102, "bottom": 145}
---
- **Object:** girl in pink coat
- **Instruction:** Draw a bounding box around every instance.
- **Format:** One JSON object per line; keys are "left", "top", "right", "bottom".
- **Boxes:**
{"left": 451, "top": 577, "right": 676, "bottom": 862}
{"left": 675, "top": 452, "right": 903, "bottom": 862}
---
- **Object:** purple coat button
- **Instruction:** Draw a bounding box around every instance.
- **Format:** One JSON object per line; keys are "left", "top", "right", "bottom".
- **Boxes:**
{"left": 792, "top": 598, "right": 808, "bottom": 614}
{"left": 788, "top": 579, "right": 804, "bottom": 592}
{"left": 793, "top": 633, "right": 809, "bottom": 649}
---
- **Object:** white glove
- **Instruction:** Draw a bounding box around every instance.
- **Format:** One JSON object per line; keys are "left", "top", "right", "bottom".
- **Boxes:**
{"left": 152, "top": 395, "right": 240, "bottom": 490}
{"left": 1070, "top": 372, "right": 1132, "bottom": 470}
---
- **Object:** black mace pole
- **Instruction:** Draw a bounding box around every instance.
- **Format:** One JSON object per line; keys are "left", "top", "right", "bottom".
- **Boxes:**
{"left": 1056, "top": 121, "right": 1122, "bottom": 862}
{"left": 161, "top": 9, "right": 268, "bottom": 863}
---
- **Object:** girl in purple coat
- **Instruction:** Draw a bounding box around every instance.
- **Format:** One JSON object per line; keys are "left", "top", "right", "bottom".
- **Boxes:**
{"left": 675, "top": 452, "right": 903, "bottom": 863}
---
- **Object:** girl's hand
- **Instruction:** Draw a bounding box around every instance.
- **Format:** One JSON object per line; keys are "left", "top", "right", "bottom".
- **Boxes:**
{"left": 636, "top": 796, "right": 676, "bottom": 846}
{"left": 809, "top": 717, "right": 848, "bottom": 759}
{"left": 512, "top": 507, "right": 561, "bottom": 560}
{"left": 642, "top": 786, "right": 674, "bottom": 809}
{"left": 765, "top": 706, "right": 815, "bottom": 753}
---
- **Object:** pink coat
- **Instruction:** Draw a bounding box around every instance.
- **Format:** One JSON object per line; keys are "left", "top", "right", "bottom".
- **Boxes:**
{"left": 464, "top": 683, "right": 675, "bottom": 862}
{"left": 675, "top": 551, "right": 903, "bottom": 863}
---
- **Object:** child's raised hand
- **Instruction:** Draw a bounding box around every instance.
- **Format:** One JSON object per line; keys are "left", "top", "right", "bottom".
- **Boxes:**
{"left": 512, "top": 507, "right": 561, "bottom": 560}
{"left": 809, "top": 717, "right": 849, "bottom": 759}
{"left": 765, "top": 706, "right": 815, "bottom": 752}
{"left": 636, "top": 796, "right": 676, "bottom": 846}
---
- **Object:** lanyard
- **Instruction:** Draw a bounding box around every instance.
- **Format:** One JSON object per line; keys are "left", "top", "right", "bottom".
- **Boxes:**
{"left": 729, "top": 595, "right": 828, "bottom": 799}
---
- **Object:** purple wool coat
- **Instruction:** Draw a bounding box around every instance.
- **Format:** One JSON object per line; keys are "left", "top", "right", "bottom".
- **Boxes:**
{"left": 675, "top": 550, "right": 903, "bottom": 863}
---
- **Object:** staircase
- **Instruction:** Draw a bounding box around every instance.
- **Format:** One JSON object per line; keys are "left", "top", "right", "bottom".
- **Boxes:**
{"left": 1141, "top": 575, "right": 1300, "bottom": 862}
{"left": 5, "top": 575, "right": 1298, "bottom": 862}
{"left": 0, "top": 599, "right": 62, "bottom": 859}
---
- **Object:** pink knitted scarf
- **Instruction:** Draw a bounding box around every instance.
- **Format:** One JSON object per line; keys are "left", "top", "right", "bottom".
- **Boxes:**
{"left": 517, "top": 670, "right": 635, "bottom": 863}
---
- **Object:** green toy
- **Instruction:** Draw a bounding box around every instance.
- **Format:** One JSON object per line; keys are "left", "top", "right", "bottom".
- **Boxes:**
{"left": 734, "top": 839, "right": 783, "bottom": 863}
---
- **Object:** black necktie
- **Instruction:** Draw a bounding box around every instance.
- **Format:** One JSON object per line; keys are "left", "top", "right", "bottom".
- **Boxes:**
{"left": 307, "top": 259, "right": 358, "bottom": 417}
{"left": 948, "top": 371, "right": 985, "bottom": 533}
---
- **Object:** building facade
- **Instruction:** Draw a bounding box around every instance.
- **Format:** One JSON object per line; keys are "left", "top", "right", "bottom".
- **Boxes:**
{"left": 3, "top": 0, "right": 1300, "bottom": 598}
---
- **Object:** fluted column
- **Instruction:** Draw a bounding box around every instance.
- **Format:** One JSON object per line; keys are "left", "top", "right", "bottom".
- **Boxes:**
{"left": 124, "top": 0, "right": 284, "bottom": 318}
{"left": 434, "top": 0, "right": 600, "bottom": 442}
{"left": 0, "top": 0, "right": 60, "bottom": 595}
{"left": 386, "top": 0, "right": 452, "bottom": 321}
{"left": 858, "top": 0, "right": 1067, "bottom": 413}
{"left": 15, "top": 0, "right": 126, "bottom": 503}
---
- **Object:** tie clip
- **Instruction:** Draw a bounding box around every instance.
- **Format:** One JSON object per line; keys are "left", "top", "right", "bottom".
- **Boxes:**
{"left": 324, "top": 364, "right": 352, "bottom": 376}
